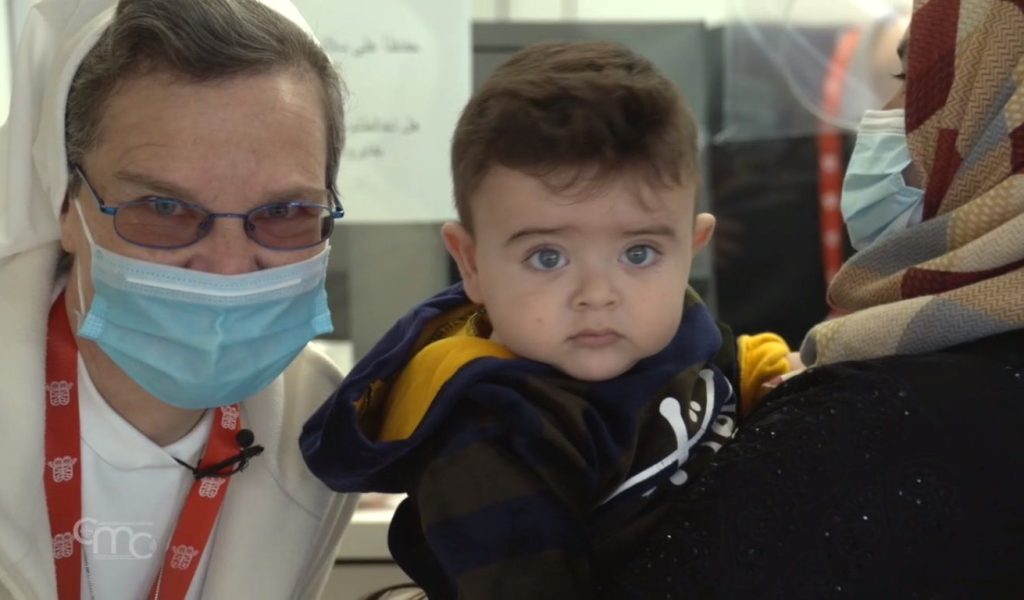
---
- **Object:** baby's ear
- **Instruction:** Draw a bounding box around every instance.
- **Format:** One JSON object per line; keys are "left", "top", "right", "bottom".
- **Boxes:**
{"left": 440, "top": 222, "right": 483, "bottom": 303}
{"left": 692, "top": 212, "right": 716, "bottom": 253}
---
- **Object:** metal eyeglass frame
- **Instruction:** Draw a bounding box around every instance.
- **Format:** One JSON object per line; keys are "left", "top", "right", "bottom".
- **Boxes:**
{"left": 71, "top": 164, "right": 345, "bottom": 250}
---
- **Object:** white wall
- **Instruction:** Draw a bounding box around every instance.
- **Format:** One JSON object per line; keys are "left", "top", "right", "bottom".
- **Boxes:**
{"left": 472, "top": 0, "right": 728, "bottom": 23}
{"left": 472, "top": 0, "right": 911, "bottom": 25}
{"left": 1, "top": 0, "right": 12, "bottom": 125}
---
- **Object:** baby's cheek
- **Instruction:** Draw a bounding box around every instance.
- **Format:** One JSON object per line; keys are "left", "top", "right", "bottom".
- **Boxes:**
{"left": 649, "top": 311, "right": 683, "bottom": 352}
{"left": 497, "top": 316, "right": 550, "bottom": 362}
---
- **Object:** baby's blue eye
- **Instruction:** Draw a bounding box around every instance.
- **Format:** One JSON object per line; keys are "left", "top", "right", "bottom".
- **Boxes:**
{"left": 527, "top": 248, "right": 567, "bottom": 271}
{"left": 623, "top": 244, "right": 658, "bottom": 266}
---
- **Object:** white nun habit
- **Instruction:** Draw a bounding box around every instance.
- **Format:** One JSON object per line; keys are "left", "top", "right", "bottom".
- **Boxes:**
{"left": 0, "top": 2, "right": 356, "bottom": 599}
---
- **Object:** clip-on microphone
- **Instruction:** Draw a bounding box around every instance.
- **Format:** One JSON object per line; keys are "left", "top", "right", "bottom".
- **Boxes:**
{"left": 174, "top": 428, "right": 265, "bottom": 480}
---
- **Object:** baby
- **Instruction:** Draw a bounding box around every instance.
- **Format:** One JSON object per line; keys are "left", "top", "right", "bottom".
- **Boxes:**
{"left": 302, "top": 41, "right": 791, "bottom": 600}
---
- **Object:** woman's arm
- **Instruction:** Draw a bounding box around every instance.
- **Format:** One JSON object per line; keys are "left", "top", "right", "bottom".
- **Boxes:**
{"left": 597, "top": 333, "right": 1024, "bottom": 597}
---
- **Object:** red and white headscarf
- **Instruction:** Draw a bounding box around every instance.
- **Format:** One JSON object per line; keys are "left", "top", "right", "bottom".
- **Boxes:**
{"left": 802, "top": 0, "right": 1024, "bottom": 365}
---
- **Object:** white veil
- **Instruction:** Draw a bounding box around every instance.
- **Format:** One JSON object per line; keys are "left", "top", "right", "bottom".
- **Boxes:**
{"left": 0, "top": 0, "right": 320, "bottom": 260}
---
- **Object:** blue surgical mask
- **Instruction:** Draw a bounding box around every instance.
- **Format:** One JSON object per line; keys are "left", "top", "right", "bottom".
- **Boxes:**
{"left": 841, "top": 108, "right": 925, "bottom": 251}
{"left": 73, "top": 201, "right": 334, "bottom": 409}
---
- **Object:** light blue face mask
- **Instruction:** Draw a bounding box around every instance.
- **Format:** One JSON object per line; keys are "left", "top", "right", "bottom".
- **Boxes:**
{"left": 841, "top": 108, "right": 925, "bottom": 251}
{"left": 73, "top": 201, "right": 334, "bottom": 409}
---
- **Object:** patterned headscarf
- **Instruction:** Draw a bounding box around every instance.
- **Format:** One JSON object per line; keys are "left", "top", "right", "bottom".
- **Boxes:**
{"left": 802, "top": 0, "right": 1024, "bottom": 365}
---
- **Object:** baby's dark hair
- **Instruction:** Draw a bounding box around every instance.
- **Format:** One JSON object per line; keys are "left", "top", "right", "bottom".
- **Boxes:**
{"left": 451, "top": 41, "right": 699, "bottom": 230}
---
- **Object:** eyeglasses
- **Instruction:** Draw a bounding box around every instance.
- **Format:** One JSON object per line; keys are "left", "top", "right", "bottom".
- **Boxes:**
{"left": 72, "top": 164, "right": 345, "bottom": 250}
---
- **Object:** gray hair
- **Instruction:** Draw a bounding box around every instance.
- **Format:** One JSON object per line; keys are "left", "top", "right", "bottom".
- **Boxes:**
{"left": 65, "top": 0, "right": 345, "bottom": 191}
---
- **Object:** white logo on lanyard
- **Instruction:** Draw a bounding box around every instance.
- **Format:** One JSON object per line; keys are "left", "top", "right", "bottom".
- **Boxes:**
{"left": 46, "top": 381, "right": 73, "bottom": 407}
{"left": 219, "top": 406, "right": 240, "bottom": 430}
{"left": 52, "top": 532, "right": 75, "bottom": 560}
{"left": 197, "top": 477, "right": 227, "bottom": 499}
{"left": 47, "top": 456, "right": 78, "bottom": 483}
{"left": 170, "top": 545, "right": 200, "bottom": 570}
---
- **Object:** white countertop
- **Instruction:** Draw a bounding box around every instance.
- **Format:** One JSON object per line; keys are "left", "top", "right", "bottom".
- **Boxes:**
{"left": 337, "top": 494, "right": 404, "bottom": 561}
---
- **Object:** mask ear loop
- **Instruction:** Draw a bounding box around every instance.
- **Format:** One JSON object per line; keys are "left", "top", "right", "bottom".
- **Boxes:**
{"left": 858, "top": 108, "right": 907, "bottom": 135}
{"left": 71, "top": 197, "right": 98, "bottom": 330}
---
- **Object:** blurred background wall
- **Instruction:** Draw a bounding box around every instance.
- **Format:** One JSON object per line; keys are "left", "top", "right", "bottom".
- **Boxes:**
{"left": 0, "top": 0, "right": 910, "bottom": 358}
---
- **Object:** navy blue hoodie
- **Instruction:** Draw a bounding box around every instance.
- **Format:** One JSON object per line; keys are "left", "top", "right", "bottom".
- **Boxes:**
{"left": 301, "top": 284, "right": 738, "bottom": 599}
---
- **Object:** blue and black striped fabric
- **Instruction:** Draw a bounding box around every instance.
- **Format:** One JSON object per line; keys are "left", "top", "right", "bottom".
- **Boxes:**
{"left": 301, "top": 284, "right": 740, "bottom": 599}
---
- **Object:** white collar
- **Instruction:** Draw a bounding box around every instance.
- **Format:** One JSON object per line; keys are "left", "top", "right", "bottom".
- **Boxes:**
{"left": 78, "top": 356, "right": 213, "bottom": 470}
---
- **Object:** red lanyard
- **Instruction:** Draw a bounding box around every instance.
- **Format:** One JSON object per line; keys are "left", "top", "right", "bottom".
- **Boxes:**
{"left": 44, "top": 293, "right": 242, "bottom": 600}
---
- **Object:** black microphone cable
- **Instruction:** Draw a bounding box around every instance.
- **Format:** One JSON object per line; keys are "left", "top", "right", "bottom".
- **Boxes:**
{"left": 173, "top": 428, "right": 265, "bottom": 479}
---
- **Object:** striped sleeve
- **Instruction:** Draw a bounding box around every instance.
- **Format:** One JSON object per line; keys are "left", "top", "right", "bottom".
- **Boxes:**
{"left": 398, "top": 384, "right": 600, "bottom": 600}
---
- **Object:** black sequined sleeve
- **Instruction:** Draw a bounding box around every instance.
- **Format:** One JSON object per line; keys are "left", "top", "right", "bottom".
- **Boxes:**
{"left": 595, "top": 332, "right": 1024, "bottom": 598}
